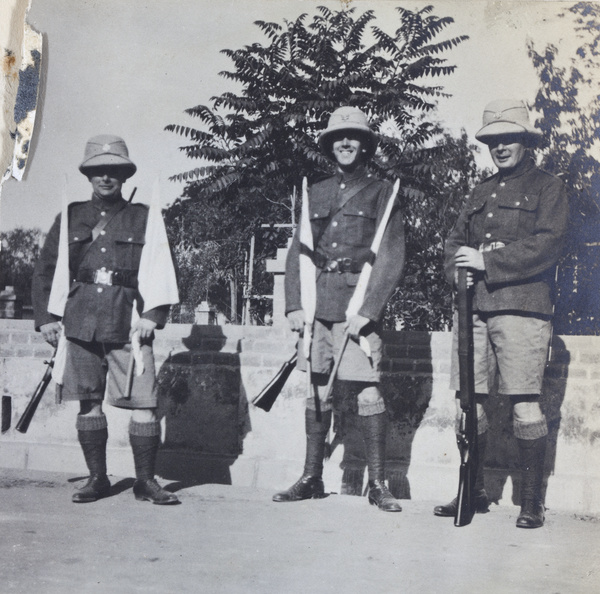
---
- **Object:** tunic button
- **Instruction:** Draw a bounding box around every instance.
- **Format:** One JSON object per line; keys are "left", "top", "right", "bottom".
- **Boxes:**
{"left": 499, "top": 182, "right": 506, "bottom": 187}
{"left": 101, "top": 247, "right": 107, "bottom": 253}
{"left": 101, "top": 211, "right": 106, "bottom": 216}
{"left": 491, "top": 193, "right": 497, "bottom": 198}
{"left": 97, "top": 287, "right": 103, "bottom": 293}
{"left": 485, "top": 233, "right": 491, "bottom": 239}
{"left": 487, "top": 212, "right": 493, "bottom": 218}
{"left": 358, "top": 211, "right": 363, "bottom": 215}
{"left": 100, "top": 230, "right": 106, "bottom": 235}
{"left": 515, "top": 201, "right": 521, "bottom": 206}
{"left": 340, "top": 183, "right": 346, "bottom": 189}
{"left": 332, "top": 221, "right": 338, "bottom": 227}
{"left": 74, "top": 237, "right": 79, "bottom": 241}
{"left": 332, "top": 242, "right": 338, "bottom": 248}
{"left": 128, "top": 237, "right": 133, "bottom": 242}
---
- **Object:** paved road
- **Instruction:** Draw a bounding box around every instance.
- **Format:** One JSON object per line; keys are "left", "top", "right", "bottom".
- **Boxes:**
{"left": 0, "top": 469, "right": 598, "bottom": 593}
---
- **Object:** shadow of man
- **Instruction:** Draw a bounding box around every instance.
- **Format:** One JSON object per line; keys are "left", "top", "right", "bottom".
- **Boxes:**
{"left": 484, "top": 335, "right": 569, "bottom": 506}
{"left": 336, "top": 333, "right": 434, "bottom": 500}
{"left": 154, "top": 325, "right": 251, "bottom": 488}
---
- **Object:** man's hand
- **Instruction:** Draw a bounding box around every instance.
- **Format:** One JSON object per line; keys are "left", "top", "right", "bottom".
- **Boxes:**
{"left": 130, "top": 318, "right": 157, "bottom": 342}
{"left": 287, "top": 310, "right": 305, "bottom": 333}
{"left": 40, "top": 322, "right": 62, "bottom": 348}
{"left": 345, "top": 314, "right": 370, "bottom": 339}
{"left": 454, "top": 246, "right": 485, "bottom": 270}
{"left": 454, "top": 246, "right": 485, "bottom": 288}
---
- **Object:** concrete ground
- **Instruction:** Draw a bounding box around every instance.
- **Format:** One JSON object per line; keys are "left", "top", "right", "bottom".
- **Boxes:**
{"left": 1, "top": 469, "right": 599, "bottom": 594}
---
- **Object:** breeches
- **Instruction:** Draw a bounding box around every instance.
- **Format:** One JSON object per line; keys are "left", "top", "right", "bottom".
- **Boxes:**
{"left": 450, "top": 311, "right": 552, "bottom": 395}
{"left": 60, "top": 338, "right": 157, "bottom": 409}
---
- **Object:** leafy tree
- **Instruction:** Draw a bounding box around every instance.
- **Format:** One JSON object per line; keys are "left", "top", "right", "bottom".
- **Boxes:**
{"left": 0, "top": 227, "right": 45, "bottom": 307}
{"left": 528, "top": 1, "right": 600, "bottom": 334}
{"left": 387, "top": 127, "right": 487, "bottom": 330}
{"left": 165, "top": 4, "right": 472, "bottom": 327}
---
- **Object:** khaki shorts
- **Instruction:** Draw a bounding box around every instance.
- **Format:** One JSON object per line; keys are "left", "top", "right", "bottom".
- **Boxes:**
{"left": 60, "top": 338, "right": 157, "bottom": 409}
{"left": 297, "top": 319, "right": 382, "bottom": 383}
{"left": 450, "top": 312, "right": 552, "bottom": 395}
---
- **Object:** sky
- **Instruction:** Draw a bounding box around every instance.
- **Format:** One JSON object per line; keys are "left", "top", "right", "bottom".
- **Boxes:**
{"left": 0, "top": 0, "right": 588, "bottom": 233}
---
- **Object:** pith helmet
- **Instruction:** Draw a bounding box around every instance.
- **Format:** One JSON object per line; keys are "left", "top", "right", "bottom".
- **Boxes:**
{"left": 319, "top": 106, "right": 378, "bottom": 160}
{"left": 475, "top": 99, "right": 542, "bottom": 144}
{"left": 79, "top": 134, "right": 137, "bottom": 178}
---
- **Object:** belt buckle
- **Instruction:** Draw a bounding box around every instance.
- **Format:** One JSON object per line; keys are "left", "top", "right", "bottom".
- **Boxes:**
{"left": 479, "top": 241, "right": 506, "bottom": 252}
{"left": 340, "top": 257, "right": 352, "bottom": 272}
{"left": 94, "top": 269, "right": 113, "bottom": 285}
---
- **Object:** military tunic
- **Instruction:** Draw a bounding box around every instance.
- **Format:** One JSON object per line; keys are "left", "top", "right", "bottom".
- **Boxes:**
{"left": 445, "top": 157, "right": 568, "bottom": 315}
{"left": 285, "top": 168, "right": 405, "bottom": 323}
{"left": 32, "top": 194, "right": 168, "bottom": 344}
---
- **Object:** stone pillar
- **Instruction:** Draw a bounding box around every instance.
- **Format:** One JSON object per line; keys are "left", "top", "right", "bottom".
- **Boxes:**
{"left": 0, "top": 286, "right": 22, "bottom": 319}
{"left": 266, "top": 239, "right": 291, "bottom": 326}
{"left": 194, "top": 301, "right": 216, "bottom": 325}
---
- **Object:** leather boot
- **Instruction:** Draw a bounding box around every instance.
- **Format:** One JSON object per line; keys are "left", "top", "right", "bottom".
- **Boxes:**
{"left": 434, "top": 432, "right": 489, "bottom": 517}
{"left": 73, "top": 424, "right": 111, "bottom": 503}
{"left": 133, "top": 478, "right": 179, "bottom": 505}
{"left": 360, "top": 412, "right": 402, "bottom": 512}
{"left": 130, "top": 422, "right": 179, "bottom": 505}
{"left": 72, "top": 474, "right": 111, "bottom": 503}
{"left": 272, "top": 408, "right": 331, "bottom": 502}
{"left": 433, "top": 489, "right": 489, "bottom": 517}
{"left": 516, "top": 436, "right": 546, "bottom": 528}
{"left": 367, "top": 480, "right": 402, "bottom": 512}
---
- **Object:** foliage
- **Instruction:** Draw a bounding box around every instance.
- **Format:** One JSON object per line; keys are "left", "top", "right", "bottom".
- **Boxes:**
{"left": 0, "top": 227, "right": 45, "bottom": 306}
{"left": 386, "top": 128, "right": 487, "bottom": 330}
{"left": 528, "top": 1, "right": 600, "bottom": 334}
{"left": 165, "top": 4, "right": 471, "bottom": 327}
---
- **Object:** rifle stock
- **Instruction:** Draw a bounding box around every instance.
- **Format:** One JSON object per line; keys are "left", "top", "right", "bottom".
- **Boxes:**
{"left": 15, "top": 354, "right": 56, "bottom": 434}
{"left": 454, "top": 229, "right": 478, "bottom": 527}
{"left": 252, "top": 352, "right": 297, "bottom": 412}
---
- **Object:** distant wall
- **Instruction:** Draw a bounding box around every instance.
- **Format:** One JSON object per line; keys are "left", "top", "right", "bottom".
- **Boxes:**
{"left": 1, "top": 319, "right": 599, "bottom": 513}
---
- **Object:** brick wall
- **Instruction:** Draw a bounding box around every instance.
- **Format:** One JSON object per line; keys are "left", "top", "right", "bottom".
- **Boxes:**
{"left": 1, "top": 319, "right": 599, "bottom": 513}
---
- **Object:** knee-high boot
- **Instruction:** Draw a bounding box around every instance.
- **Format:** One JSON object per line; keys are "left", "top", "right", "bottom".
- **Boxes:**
{"left": 434, "top": 398, "right": 490, "bottom": 517}
{"left": 272, "top": 408, "right": 331, "bottom": 502}
{"left": 130, "top": 420, "right": 179, "bottom": 505}
{"left": 72, "top": 414, "right": 111, "bottom": 503}
{"left": 359, "top": 412, "right": 402, "bottom": 512}
{"left": 516, "top": 436, "right": 546, "bottom": 528}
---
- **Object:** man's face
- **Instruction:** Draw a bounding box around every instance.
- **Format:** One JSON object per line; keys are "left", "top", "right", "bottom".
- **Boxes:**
{"left": 488, "top": 134, "right": 527, "bottom": 171}
{"left": 88, "top": 167, "right": 126, "bottom": 201}
{"left": 331, "top": 131, "right": 366, "bottom": 171}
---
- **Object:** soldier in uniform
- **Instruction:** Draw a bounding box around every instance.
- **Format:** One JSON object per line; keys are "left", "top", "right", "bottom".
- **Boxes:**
{"left": 32, "top": 135, "right": 179, "bottom": 505}
{"left": 434, "top": 100, "right": 569, "bottom": 528}
{"left": 273, "top": 106, "right": 405, "bottom": 512}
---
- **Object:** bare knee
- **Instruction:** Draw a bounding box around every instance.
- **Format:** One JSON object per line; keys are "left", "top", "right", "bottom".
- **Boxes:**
{"left": 131, "top": 408, "right": 158, "bottom": 424}
{"left": 513, "top": 401, "right": 543, "bottom": 425}
{"left": 79, "top": 400, "right": 103, "bottom": 416}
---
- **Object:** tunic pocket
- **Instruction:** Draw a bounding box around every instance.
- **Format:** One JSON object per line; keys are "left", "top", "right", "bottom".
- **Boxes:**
{"left": 114, "top": 232, "right": 145, "bottom": 269}
{"left": 497, "top": 192, "right": 540, "bottom": 239}
{"left": 68, "top": 230, "right": 92, "bottom": 267}
{"left": 342, "top": 206, "right": 377, "bottom": 247}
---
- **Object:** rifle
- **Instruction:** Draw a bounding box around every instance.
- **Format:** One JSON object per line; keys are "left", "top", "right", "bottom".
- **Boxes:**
{"left": 252, "top": 352, "right": 297, "bottom": 412}
{"left": 15, "top": 352, "right": 56, "bottom": 434}
{"left": 454, "top": 222, "right": 478, "bottom": 527}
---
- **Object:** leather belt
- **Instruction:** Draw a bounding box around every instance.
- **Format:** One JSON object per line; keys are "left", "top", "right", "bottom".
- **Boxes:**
{"left": 479, "top": 241, "right": 506, "bottom": 252}
{"left": 76, "top": 268, "right": 138, "bottom": 288}
{"left": 313, "top": 252, "right": 363, "bottom": 273}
